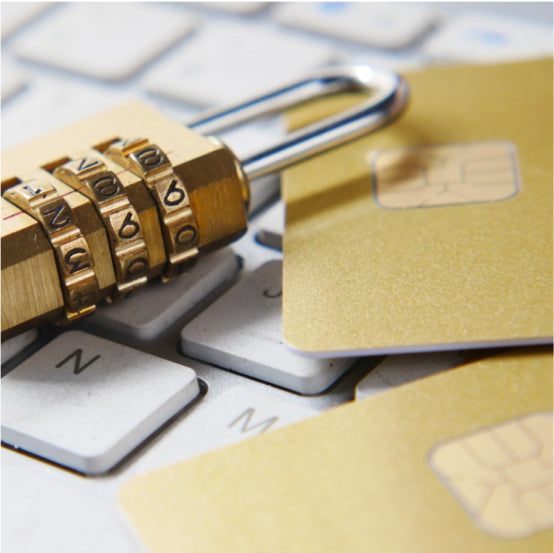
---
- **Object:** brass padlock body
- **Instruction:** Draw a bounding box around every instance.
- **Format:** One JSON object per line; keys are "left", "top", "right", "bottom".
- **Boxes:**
{"left": 1, "top": 102, "right": 249, "bottom": 339}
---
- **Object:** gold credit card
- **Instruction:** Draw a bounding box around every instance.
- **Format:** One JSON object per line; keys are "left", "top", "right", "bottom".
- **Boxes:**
{"left": 118, "top": 348, "right": 553, "bottom": 553}
{"left": 281, "top": 59, "right": 553, "bottom": 356}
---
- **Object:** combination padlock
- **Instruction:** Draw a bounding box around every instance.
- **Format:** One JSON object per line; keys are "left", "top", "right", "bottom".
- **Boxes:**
{"left": 1, "top": 65, "right": 409, "bottom": 340}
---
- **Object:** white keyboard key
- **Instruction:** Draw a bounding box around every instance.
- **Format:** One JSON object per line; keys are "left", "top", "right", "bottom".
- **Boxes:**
{"left": 198, "top": 387, "right": 318, "bottom": 444}
{"left": 3, "top": 462, "right": 138, "bottom": 553}
{"left": 88, "top": 249, "right": 240, "bottom": 341}
{"left": 181, "top": 260, "right": 356, "bottom": 394}
{"left": 1, "top": 58, "right": 27, "bottom": 102}
{"left": 423, "top": 13, "right": 553, "bottom": 63}
{"left": 246, "top": 174, "right": 280, "bottom": 216}
{"left": 143, "top": 20, "right": 337, "bottom": 106}
{"left": 1, "top": 78, "right": 129, "bottom": 148}
{"left": 355, "top": 351, "right": 463, "bottom": 400}
{"left": 230, "top": 228, "right": 282, "bottom": 274}
{"left": 1, "top": 329, "right": 39, "bottom": 365}
{"left": 216, "top": 114, "right": 287, "bottom": 160}
{"left": 205, "top": 3, "right": 267, "bottom": 14}
{"left": 1, "top": 2, "right": 51, "bottom": 39}
{"left": 1, "top": 331, "right": 200, "bottom": 474}
{"left": 350, "top": 51, "right": 427, "bottom": 72}
{"left": 12, "top": 3, "right": 195, "bottom": 81}
{"left": 140, "top": 387, "right": 318, "bottom": 470}
{"left": 255, "top": 200, "right": 284, "bottom": 251}
{"left": 273, "top": 2, "right": 442, "bottom": 49}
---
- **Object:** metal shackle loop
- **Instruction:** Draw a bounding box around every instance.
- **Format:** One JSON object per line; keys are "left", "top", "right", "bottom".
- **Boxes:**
{"left": 187, "top": 65, "right": 409, "bottom": 180}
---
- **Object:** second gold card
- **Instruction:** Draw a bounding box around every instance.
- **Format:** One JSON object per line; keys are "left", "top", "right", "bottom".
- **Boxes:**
{"left": 282, "top": 59, "right": 553, "bottom": 356}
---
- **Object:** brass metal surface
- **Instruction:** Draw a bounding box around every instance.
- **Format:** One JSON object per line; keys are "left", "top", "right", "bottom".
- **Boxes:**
{"left": 1, "top": 198, "right": 64, "bottom": 338}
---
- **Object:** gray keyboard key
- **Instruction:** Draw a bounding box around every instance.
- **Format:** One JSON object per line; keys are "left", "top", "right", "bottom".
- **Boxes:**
{"left": 355, "top": 351, "right": 463, "bottom": 400}
{"left": 88, "top": 249, "right": 240, "bottom": 341}
{"left": 1, "top": 329, "right": 38, "bottom": 365}
{"left": 255, "top": 200, "right": 284, "bottom": 251}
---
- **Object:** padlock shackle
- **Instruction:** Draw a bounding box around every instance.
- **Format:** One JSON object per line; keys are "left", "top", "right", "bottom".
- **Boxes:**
{"left": 187, "top": 65, "right": 409, "bottom": 180}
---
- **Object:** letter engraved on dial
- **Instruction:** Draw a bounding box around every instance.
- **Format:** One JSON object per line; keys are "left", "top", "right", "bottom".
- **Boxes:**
{"left": 78, "top": 157, "right": 100, "bottom": 172}
{"left": 23, "top": 184, "right": 43, "bottom": 196}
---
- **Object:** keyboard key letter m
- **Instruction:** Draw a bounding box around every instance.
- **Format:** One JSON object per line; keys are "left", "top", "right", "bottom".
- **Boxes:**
{"left": 228, "top": 408, "right": 279, "bottom": 435}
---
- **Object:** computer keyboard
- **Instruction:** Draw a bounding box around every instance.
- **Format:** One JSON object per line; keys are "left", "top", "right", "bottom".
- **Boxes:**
{"left": 1, "top": 3, "right": 552, "bottom": 552}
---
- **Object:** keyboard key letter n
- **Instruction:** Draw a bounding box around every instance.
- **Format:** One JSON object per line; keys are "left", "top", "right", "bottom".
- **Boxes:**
{"left": 55, "top": 348, "right": 101, "bottom": 375}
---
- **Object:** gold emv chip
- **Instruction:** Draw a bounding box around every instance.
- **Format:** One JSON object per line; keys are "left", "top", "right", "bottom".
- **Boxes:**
{"left": 429, "top": 412, "right": 553, "bottom": 539}
{"left": 371, "top": 141, "right": 520, "bottom": 209}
